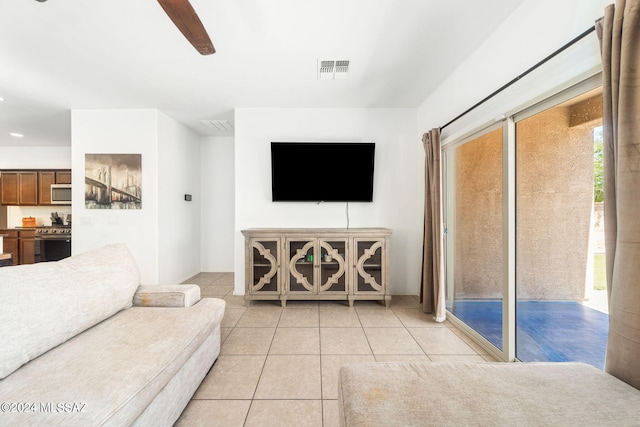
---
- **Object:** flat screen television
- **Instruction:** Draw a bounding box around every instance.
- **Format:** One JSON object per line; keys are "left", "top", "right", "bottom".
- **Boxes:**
{"left": 271, "top": 142, "right": 375, "bottom": 202}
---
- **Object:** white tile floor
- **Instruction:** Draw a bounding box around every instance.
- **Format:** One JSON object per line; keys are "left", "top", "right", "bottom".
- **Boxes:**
{"left": 175, "top": 273, "right": 495, "bottom": 426}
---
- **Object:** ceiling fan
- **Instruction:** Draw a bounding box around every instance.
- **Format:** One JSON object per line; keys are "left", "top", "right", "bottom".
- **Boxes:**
{"left": 34, "top": 0, "right": 215, "bottom": 55}
{"left": 156, "top": 0, "right": 215, "bottom": 55}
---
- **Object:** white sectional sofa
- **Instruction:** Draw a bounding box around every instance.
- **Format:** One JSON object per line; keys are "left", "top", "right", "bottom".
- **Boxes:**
{"left": 338, "top": 361, "right": 640, "bottom": 426}
{"left": 0, "top": 243, "right": 225, "bottom": 426}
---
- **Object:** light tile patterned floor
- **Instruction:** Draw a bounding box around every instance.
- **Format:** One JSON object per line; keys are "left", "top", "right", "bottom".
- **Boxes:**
{"left": 175, "top": 273, "right": 495, "bottom": 426}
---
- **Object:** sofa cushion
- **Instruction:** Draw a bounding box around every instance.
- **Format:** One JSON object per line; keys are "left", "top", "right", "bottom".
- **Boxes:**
{"left": 133, "top": 284, "right": 201, "bottom": 307}
{"left": 338, "top": 362, "right": 640, "bottom": 426}
{"left": 0, "top": 243, "right": 140, "bottom": 379}
{"left": 0, "top": 297, "right": 226, "bottom": 426}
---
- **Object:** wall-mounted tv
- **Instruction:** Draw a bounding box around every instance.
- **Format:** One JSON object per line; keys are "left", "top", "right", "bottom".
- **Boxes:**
{"left": 271, "top": 142, "right": 375, "bottom": 202}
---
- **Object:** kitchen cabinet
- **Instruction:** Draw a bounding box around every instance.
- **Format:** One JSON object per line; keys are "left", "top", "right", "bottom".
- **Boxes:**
{"left": 38, "top": 172, "right": 56, "bottom": 205}
{"left": 0, "top": 229, "right": 35, "bottom": 265}
{"left": 1, "top": 230, "right": 18, "bottom": 265}
{"left": 0, "top": 173, "right": 18, "bottom": 205}
{"left": 1, "top": 172, "right": 38, "bottom": 205}
{"left": 242, "top": 228, "right": 392, "bottom": 307}
{"left": 19, "top": 229, "right": 36, "bottom": 264}
{"left": 55, "top": 171, "right": 72, "bottom": 184}
{"left": 38, "top": 170, "right": 72, "bottom": 205}
{"left": 1, "top": 170, "right": 71, "bottom": 206}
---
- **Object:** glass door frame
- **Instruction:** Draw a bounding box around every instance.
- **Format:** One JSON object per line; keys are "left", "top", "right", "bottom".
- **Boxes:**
{"left": 442, "top": 73, "right": 602, "bottom": 363}
{"left": 443, "top": 120, "right": 514, "bottom": 362}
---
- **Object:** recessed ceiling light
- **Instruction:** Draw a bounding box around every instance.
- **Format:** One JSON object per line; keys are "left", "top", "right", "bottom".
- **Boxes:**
{"left": 10, "top": 133, "right": 24, "bottom": 138}
{"left": 0, "top": 96, "right": 4, "bottom": 102}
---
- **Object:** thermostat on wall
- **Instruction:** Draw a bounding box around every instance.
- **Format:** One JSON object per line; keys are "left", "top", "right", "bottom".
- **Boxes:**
{"left": 184, "top": 194, "right": 192, "bottom": 201}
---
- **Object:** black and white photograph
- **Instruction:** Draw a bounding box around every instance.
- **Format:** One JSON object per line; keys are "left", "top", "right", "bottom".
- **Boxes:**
{"left": 84, "top": 153, "right": 142, "bottom": 209}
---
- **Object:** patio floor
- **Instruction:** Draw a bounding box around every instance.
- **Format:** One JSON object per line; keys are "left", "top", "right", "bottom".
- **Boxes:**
{"left": 450, "top": 300, "right": 609, "bottom": 369}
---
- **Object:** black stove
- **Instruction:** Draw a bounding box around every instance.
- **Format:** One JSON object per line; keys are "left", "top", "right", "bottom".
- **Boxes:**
{"left": 35, "top": 226, "right": 71, "bottom": 262}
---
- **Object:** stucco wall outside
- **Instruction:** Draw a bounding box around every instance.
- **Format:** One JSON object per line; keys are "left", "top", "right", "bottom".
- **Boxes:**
{"left": 452, "top": 102, "right": 597, "bottom": 301}
{"left": 453, "top": 128, "right": 503, "bottom": 299}
{"left": 515, "top": 106, "right": 595, "bottom": 300}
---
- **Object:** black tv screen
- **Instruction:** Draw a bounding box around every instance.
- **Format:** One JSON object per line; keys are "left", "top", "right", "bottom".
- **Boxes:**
{"left": 271, "top": 142, "right": 375, "bottom": 202}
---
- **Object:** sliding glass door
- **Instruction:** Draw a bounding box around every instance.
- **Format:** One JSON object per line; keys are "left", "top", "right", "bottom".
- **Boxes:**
{"left": 445, "top": 125, "right": 505, "bottom": 352}
{"left": 514, "top": 87, "right": 607, "bottom": 368}
{"left": 444, "top": 76, "right": 608, "bottom": 366}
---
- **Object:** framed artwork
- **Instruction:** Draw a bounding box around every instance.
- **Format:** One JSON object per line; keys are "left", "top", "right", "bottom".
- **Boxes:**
{"left": 85, "top": 154, "right": 142, "bottom": 209}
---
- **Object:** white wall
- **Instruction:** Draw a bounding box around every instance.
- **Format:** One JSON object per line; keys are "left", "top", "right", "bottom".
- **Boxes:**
{"left": 71, "top": 109, "right": 160, "bottom": 284}
{"left": 0, "top": 146, "right": 71, "bottom": 169}
{"left": 234, "top": 108, "right": 423, "bottom": 296}
{"left": 157, "top": 112, "right": 202, "bottom": 284}
{"left": 201, "top": 136, "right": 235, "bottom": 272}
{"left": 418, "top": 0, "right": 613, "bottom": 142}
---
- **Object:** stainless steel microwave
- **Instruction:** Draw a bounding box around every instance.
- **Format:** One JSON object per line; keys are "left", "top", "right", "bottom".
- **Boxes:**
{"left": 51, "top": 184, "right": 72, "bottom": 204}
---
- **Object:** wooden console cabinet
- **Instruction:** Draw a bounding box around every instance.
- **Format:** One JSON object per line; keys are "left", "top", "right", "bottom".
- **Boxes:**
{"left": 242, "top": 228, "right": 392, "bottom": 307}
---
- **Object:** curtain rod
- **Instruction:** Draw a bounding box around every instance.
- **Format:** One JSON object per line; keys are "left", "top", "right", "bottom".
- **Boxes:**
{"left": 439, "top": 25, "right": 597, "bottom": 131}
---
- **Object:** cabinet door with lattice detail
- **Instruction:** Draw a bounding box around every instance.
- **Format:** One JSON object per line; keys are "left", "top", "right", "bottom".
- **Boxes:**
{"left": 249, "top": 239, "right": 280, "bottom": 295}
{"left": 286, "top": 239, "right": 317, "bottom": 293}
{"left": 319, "top": 239, "right": 348, "bottom": 294}
{"left": 354, "top": 238, "right": 385, "bottom": 294}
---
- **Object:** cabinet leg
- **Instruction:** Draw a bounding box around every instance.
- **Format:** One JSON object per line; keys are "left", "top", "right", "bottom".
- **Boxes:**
{"left": 348, "top": 296, "right": 355, "bottom": 308}
{"left": 384, "top": 296, "right": 392, "bottom": 308}
{"left": 280, "top": 296, "right": 287, "bottom": 308}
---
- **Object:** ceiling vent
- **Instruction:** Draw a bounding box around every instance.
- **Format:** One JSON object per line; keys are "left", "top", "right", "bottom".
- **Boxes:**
{"left": 201, "top": 119, "right": 234, "bottom": 132}
{"left": 318, "top": 59, "right": 350, "bottom": 80}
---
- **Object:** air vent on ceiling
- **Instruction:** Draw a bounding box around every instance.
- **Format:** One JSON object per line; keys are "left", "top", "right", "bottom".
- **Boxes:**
{"left": 319, "top": 60, "right": 335, "bottom": 79}
{"left": 201, "top": 119, "right": 234, "bottom": 132}
{"left": 318, "top": 59, "right": 350, "bottom": 80}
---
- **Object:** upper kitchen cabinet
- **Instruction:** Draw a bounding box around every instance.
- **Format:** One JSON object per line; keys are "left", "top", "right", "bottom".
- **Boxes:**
{"left": 55, "top": 171, "right": 72, "bottom": 184}
{"left": 1, "top": 170, "right": 71, "bottom": 206}
{"left": 38, "top": 172, "right": 55, "bottom": 205}
{"left": 38, "top": 171, "right": 71, "bottom": 205}
{"left": 1, "top": 171, "right": 38, "bottom": 205}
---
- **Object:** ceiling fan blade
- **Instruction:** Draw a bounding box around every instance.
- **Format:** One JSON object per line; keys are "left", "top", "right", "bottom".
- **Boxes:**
{"left": 157, "top": 0, "right": 215, "bottom": 55}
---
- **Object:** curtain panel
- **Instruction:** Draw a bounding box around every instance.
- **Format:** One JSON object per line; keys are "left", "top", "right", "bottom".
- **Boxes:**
{"left": 596, "top": 0, "right": 640, "bottom": 389}
{"left": 421, "top": 129, "right": 446, "bottom": 322}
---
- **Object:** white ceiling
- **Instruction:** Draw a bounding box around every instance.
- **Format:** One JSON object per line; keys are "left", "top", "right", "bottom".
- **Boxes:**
{"left": 0, "top": 0, "right": 527, "bottom": 147}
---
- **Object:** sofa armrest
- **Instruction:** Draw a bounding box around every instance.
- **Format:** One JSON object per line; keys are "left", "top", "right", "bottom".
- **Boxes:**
{"left": 133, "top": 285, "right": 201, "bottom": 308}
